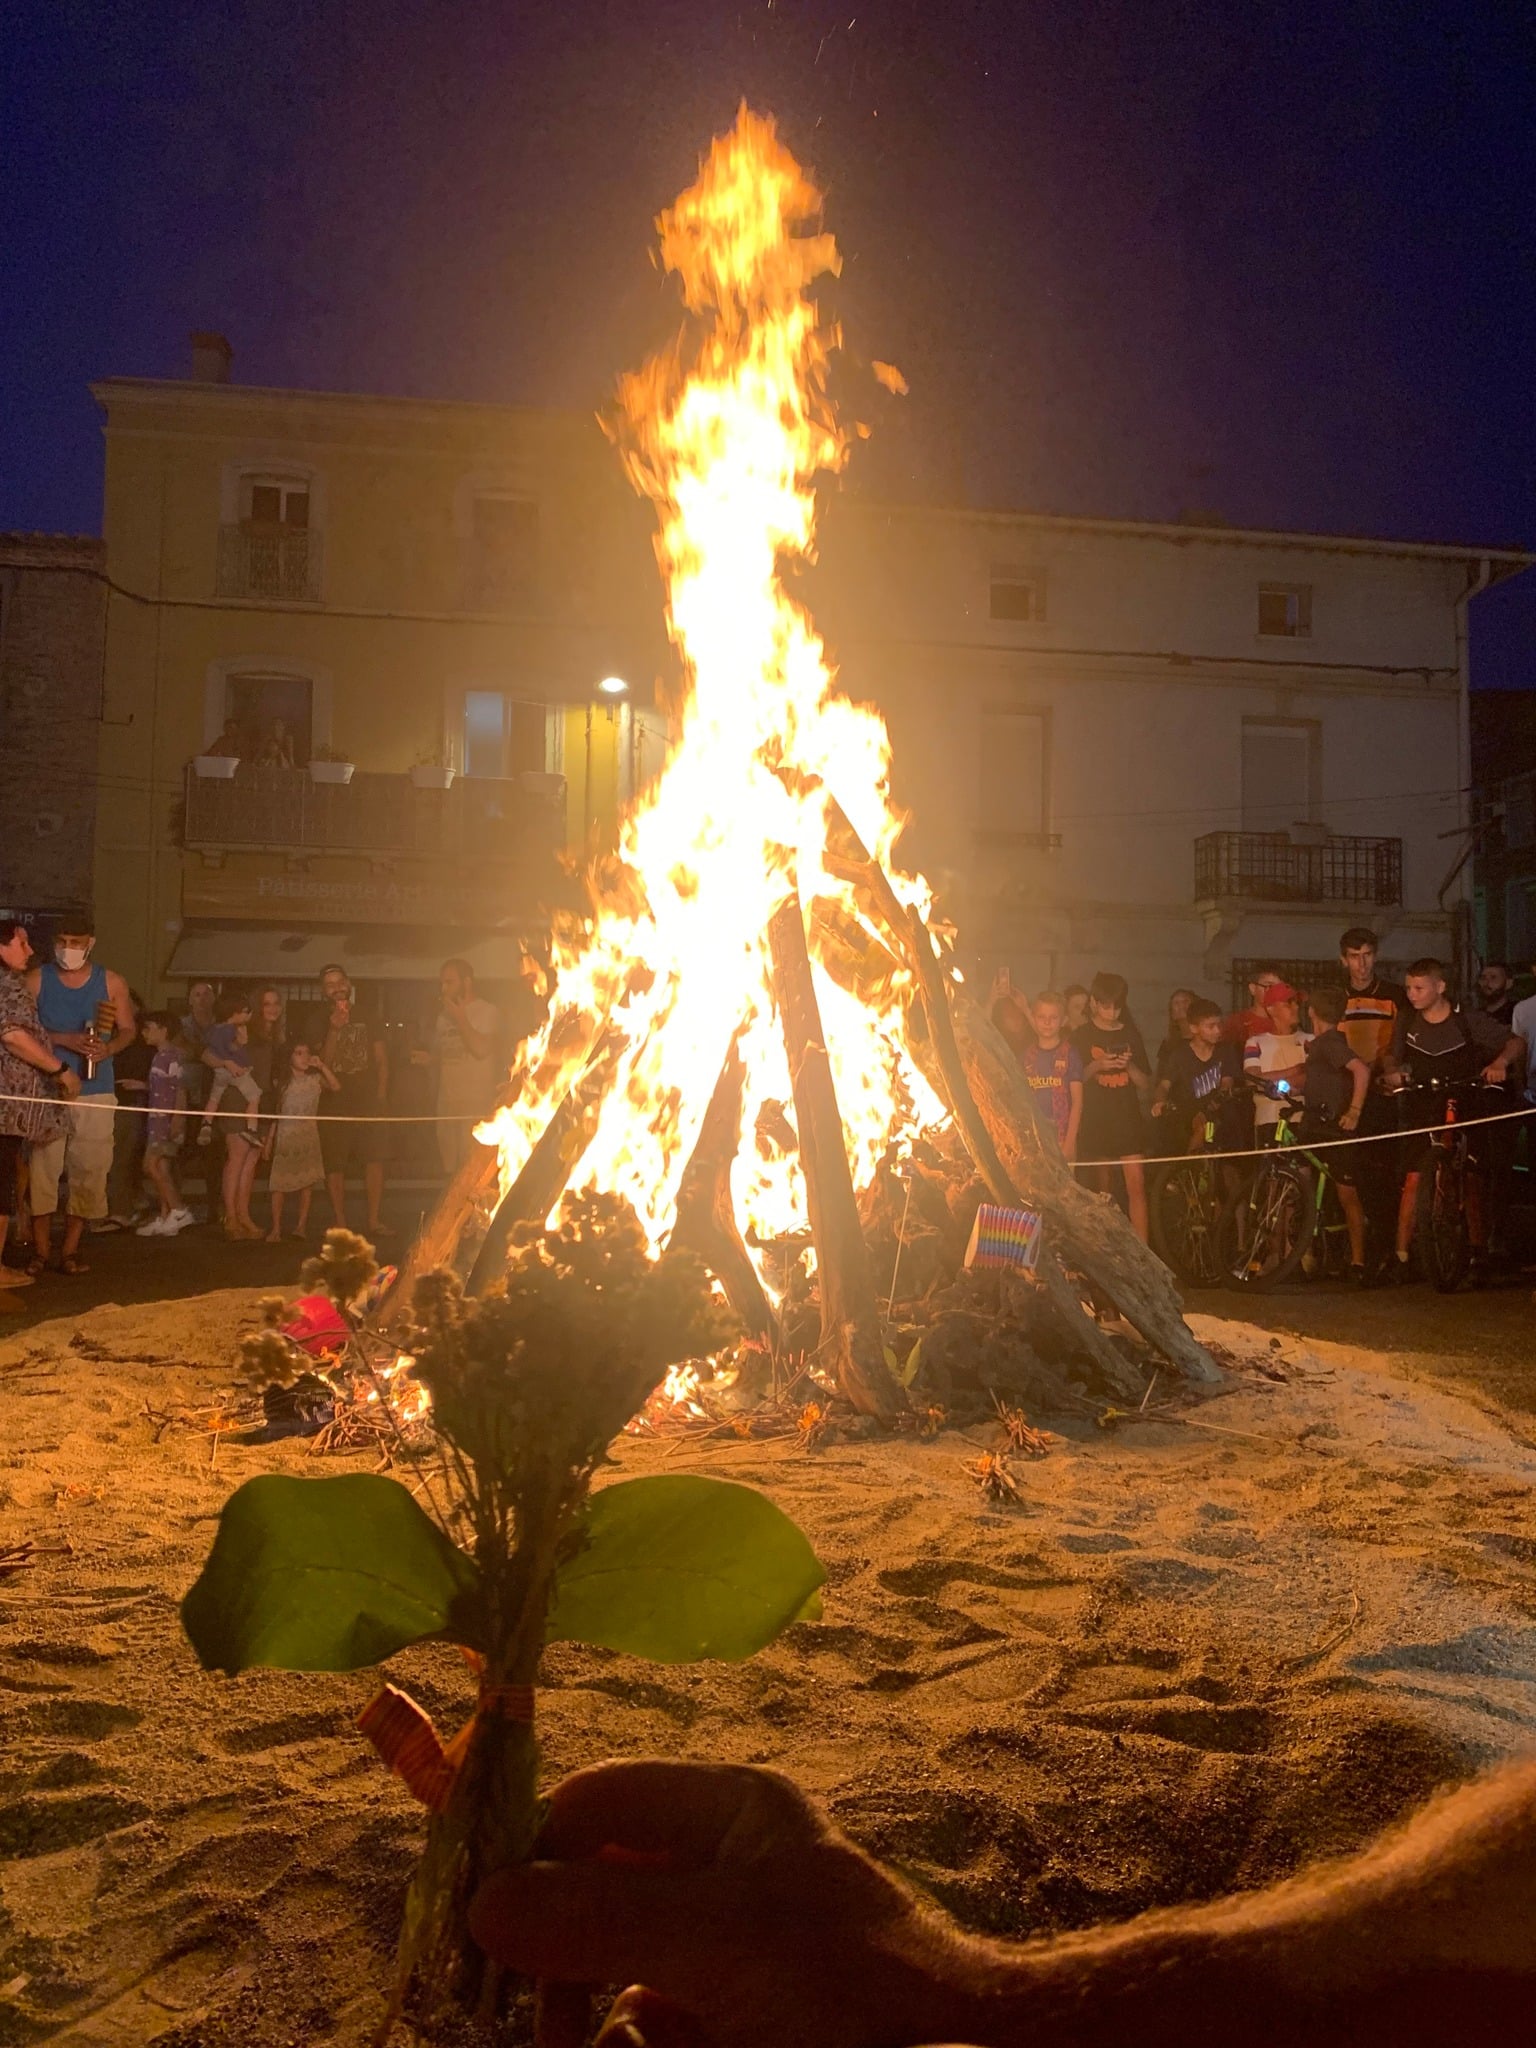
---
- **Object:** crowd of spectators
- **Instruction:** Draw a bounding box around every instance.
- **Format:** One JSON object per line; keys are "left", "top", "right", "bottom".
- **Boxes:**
{"left": 0, "top": 913, "right": 544, "bottom": 1304}
{"left": 990, "top": 924, "right": 1531, "bottom": 1282}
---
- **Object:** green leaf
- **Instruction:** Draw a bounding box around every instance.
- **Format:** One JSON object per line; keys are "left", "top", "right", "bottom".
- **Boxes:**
{"left": 545, "top": 1474, "right": 824, "bottom": 1664}
{"left": 181, "top": 1473, "right": 483, "bottom": 1676}
{"left": 896, "top": 1336, "right": 923, "bottom": 1388}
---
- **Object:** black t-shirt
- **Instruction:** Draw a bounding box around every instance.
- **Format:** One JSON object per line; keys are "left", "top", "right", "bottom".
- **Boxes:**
{"left": 1303, "top": 1027, "right": 1356, "bottom": 1124}
{"left": 1164, "top": 1039, "right": 1240, "bottom": 1118}
{"left": 1390, "top": 1004, "right": 1509, "bottom": 1087}
{"left": 1071, "top": 1019, "right": 1149, "bottom": 1096}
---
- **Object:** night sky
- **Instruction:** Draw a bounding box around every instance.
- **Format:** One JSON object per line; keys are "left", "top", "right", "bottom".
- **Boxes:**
{"left": 4, "top": 0, "right": 1533, "bottom": 676}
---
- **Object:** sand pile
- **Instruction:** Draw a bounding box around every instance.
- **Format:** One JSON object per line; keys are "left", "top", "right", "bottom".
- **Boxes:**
{"left": 1, "top": 1291, "right": 1534, "bottom": 2045}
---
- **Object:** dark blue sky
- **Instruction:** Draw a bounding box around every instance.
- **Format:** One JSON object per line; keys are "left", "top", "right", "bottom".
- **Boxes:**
{"left": 4, "top": 0, "right": 1533, "bottom": 676}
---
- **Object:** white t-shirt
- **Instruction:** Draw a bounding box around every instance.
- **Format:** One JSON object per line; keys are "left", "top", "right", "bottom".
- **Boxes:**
{"left": 434, "top": 998, "right": 500, "bottom": 1105}
{"left": 1512, "top": 993, "right": 1536, "bottom": 1102}
{"left": 1244, "top": 1029, "right": 1313, "bottom": 1128}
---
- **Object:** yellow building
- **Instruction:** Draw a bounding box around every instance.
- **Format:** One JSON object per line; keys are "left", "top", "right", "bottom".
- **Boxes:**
{"left": 91, "top": 334, "right": 670, "bottom": 1009}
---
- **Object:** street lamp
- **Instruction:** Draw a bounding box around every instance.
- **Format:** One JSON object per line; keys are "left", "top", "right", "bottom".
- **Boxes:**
{"left": 597, "top": 674, "right": 629, "bottom": 698}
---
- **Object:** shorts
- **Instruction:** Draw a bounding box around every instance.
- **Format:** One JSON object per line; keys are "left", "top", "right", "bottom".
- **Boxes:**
{"left": 1300, "top": 1117, "right": 1358, "bottom": 1186}
{"left": 29, "top": 1095, "right": 118, "bottom": 1220}
{"left": 319, "top": 1085, "right": 390, "bottom": 1176}
{"left": 1079, "top": 1092, "right": 1146, "bottom": 1165}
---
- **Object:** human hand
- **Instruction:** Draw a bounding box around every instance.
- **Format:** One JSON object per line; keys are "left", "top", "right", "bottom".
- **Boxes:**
{"left": 57, "top": 1067, "right": 82, "bottom": 1100}
{"left": 1340, "top": 1107, "right": 1361, "bottom": 1131}
{"left": 1482, "top": 1059, "right": 1509, "bottom": 1086}
{"left": 50, "top": 1031, "right": 92, "bottom": 1055}
{"left": 469, "top": 1761, "right": 978, "bottom": 2048}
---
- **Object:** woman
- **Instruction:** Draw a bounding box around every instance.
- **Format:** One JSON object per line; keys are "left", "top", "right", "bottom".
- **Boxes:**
{"left": 1154, "top": 987, "right": 1199, "bottom": 1089}
{"left": 224, "top": 984, "right": 285, "bottom": 1239}
{"left": 0, "top": 919, "right": 80, "bottom": 1306}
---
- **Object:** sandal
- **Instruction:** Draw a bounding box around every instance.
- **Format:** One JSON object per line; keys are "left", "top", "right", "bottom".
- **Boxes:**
{"left": 56, "top": 1255, "right": 89, "bottom": 1276}
{"left": 24, "top": 1254, "right": 47, "bottom": 1278}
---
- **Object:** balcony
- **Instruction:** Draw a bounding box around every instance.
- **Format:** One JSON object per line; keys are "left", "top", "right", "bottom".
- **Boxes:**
{"left": 216, "top": 524, "right": 323, "bottom": 602}
{"left": 1194, "top": 831, "right": 1402, "bottom": 907}
{"left": 184, "top": 763, "right": 565, "bottom": 863}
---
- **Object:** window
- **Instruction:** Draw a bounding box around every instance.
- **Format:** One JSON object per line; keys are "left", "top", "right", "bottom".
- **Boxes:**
{"left": 1241, "top": 719, "right": 1315, "bottom": 832}
{"left": 977, "top": 709, "right": 1048, "bottom": 840}
{"left": 471, "top": 495, "right": 538, "bottom": 602}
{"left": 245, "top": 478, "right": 310, "bottom": 529}
{"left": 989, "top": 571, "right": 1045, "bottom": 623}
{"left": 462, "top": 691, "right": 548, "bottom": 778}
{"left": 225, "top": 672, "right": 314, "bottom": 763}
{"left": 1257, "top": 582, "right": 1312, "bottom": 637}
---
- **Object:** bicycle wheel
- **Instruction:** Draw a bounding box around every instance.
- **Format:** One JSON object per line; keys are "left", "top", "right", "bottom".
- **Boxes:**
{"left": 1414, "top": 1149, "right": 1469, "bottom": 1292}
{"left": 1150, "top": 1159, "right": 1224, "bottom": 1288}
{"left": 1219, "top": 1161, "right": 1316, "bottom": 1290}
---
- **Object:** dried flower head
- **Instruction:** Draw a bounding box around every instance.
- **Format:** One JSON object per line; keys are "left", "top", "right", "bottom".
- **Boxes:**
{"left": 301, "top": 1229, "right": 379, "bottom": 1312}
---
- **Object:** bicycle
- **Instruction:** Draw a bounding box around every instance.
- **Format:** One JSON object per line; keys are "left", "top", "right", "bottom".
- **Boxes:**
{"left": 1217, "top": 1079, "right": 1354, "bottom": 1291}
{"left": 1148, "top": 1103, "right": 1228, "bottom": 1288}
{"left": 1391, "top": 1076, "right": 1500, "bottom": 1293}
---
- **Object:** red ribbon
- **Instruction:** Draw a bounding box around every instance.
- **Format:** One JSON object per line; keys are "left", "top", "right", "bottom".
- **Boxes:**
{"left": 357, "top": 1677, "right": 534, "bottom": 1812}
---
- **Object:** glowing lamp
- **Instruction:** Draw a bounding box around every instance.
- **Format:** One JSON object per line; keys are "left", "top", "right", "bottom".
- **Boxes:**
{"left": 597, "top": 675, "right": 629, "bottom": 697}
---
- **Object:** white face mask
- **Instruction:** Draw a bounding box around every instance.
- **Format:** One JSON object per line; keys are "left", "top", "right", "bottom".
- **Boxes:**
{"left": 56, "top": 943, "right": 92, "bottom": 972}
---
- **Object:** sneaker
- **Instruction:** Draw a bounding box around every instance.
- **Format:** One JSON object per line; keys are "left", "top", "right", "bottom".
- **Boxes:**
{"left": 136, "top": 1215, "right": 171, "bottom": 1237}
{"left": 164, "top": 1207, "right": 197, "bottom": 1235}
{"left": 196, "top": 1125, "right": 214, "bottom": 1147}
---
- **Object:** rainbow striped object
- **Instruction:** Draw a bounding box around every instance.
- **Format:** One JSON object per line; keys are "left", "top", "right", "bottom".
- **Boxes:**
{"left": 964, "top": 1203, "right": 1043, "bottom": 1273}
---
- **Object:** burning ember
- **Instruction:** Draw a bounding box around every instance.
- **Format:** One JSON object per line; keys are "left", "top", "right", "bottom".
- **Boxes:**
{"left": 482, "top": 106, "right": 945, "bottom": 1263}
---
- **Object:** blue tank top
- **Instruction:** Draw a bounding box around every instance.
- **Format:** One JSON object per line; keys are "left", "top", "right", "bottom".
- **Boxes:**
{"left": 37, "top": 961, "right": 115, "bottom": 1095}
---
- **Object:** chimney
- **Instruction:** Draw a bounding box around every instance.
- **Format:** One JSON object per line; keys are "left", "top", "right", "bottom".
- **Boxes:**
{"left": 189, "top": 331, "right": 233, "bottom": 384}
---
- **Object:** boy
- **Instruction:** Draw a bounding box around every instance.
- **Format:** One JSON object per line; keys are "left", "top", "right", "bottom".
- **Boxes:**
{"left": 1020, "top": 991, "right": 1083, "bottom": 1160}
{"left": 197, "top": 989, "right": 262, "bottom": 1149}
{"left": 136, "top": 1012, "right": 195, "bottom": 1236}
{"left": 1301, "top": 985, "right": 1372, "bottom": 1281}
{"left": 1243, "top": 982, "right": 1311, "bottom": 1141}
{"left": 1152, "top": 997, "right": 1244, "bottom": 1153}
{"left": 1070, "top": 972, "right": 1150, "bottom": 1242}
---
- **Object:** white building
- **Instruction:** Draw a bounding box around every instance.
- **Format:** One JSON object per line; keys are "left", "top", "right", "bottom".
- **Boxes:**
{"left": 815, "top": 504, "right": 1533, "bottom": 1006}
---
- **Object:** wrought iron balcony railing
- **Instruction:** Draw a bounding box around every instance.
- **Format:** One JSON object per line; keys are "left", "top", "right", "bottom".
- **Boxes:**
{"left": 1195, "top": 831, "right": 1402, "bottom": 907}
{"left": 184, "top": 764, "right": 565, "bottom": 863}
{"left": 216, "top": 524, "right": 323, "bottom": 602}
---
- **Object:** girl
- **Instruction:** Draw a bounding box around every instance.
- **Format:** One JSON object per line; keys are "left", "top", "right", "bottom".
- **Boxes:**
{"left": 1154, "top": 988, "right": 1199, "bottom": 1090}
{"left": 266, "top": 1040, "right": 337, "bottom": 1242}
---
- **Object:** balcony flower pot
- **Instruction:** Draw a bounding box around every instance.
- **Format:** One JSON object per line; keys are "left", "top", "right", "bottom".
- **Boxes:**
{"left": 309, "top": 758, "right": 355, "bottom": 787}
{"left": 409, "top": 763, "right": 455, "bottom": 791}
{"left": 193, "top": 753, "right": 240, "bottom": 780}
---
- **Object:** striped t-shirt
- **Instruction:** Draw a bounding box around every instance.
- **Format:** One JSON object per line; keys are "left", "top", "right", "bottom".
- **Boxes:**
{"left": 1340, "top": 978, "right": 1405, "bottom": 1070}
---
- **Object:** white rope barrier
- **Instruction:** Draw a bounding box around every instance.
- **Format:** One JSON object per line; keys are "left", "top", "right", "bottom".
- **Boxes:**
{"left": 1068, "top": 1099, "right": 1536, "bottom": 1173}
{"left": 0, "top": 1092, "right": 492, "bottom": 1126}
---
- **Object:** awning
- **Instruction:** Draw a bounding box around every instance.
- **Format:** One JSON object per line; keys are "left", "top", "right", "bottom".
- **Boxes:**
{"left": 164, "top": 925, "right": 527, "bottom": 985}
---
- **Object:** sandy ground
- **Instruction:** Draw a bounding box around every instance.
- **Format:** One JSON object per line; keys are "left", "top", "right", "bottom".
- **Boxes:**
{"left": 1, "top": 1288, "right": 1535, "bottom": 2046}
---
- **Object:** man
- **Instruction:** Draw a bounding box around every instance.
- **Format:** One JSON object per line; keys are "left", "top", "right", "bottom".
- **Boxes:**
{"left": 470, "top": 1755, "right": 1536, "bottom": 2047}
{"left": 414, "top": 958, "right": 502, "bottom": 1176}
{"left": 1474, "top": 961, "right": 1517, "bottom": 1031}
{"left": 314, "top": 964, "right": 391, "bottom": 1238}
{"left": 1513, "top": 963, "right": 1536, "bottom": 1100}
{"left": 26, "top": 912, "right": 136, "bottom": 1275}
{"left": 1382, "top": 958, "right": 1518, "bottom": 1283}
{"left": 1338, "top": 926, "right": 1406, "bottom": 1070}
{"left": 1221, "top": 962, "right": 1284, "bottom": 1046}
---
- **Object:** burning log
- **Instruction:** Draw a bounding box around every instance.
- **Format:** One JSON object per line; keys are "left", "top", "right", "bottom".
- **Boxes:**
{"left": 384, "top": 1128, "right": 504, "bottom": 1331}
{"left": 767, "top": 891, "right": 904, "bottom": 1420}
{"left": 669, "top": 1035, "right": 779, "bottom": 1350}
{"left": 947, "top": 994, "right": 1221, "bottom": 1385}
{"left": 465, "top": 1030, "right": 627, "bottom": 1297}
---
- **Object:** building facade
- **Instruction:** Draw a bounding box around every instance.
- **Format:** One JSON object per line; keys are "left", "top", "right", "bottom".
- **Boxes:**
{"left": 91, "top": 342, "right": 670, "bottom": 1008}
{"left": 815, "top": 503, "right": 1532, "bottom": 1005}
{"left": 1470, "top": 689, "right": 1536, "bottom": 971}
{"left": 0, "top": 531, "right": 107, "bottom": 924}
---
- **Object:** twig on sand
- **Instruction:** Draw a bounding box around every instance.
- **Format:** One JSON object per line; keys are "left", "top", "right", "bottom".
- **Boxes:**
{"left": 1280, "top": 1590, "right": 1362, "bottom": 1671}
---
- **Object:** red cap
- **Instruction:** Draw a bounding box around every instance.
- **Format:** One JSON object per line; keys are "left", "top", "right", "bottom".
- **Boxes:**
{"left": 1262, "top": 981, "right": 1299, "bottom": 1006}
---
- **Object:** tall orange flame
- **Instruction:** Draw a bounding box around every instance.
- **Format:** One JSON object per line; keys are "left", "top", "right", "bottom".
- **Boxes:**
{"left": 482, "top": 106, "right": 944, "bottom": 1261}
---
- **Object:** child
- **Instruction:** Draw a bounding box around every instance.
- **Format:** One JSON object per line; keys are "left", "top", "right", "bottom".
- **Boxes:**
{"left": 197, "top": 989, "right": 262, "bottom": 1148}
{"left": 1302, "top": 984, "right": 1373, "bottom": 1281}
{"left": 1242, "top": 982, "right": 1312, "bottom": 1141}
{"left": 1020, "top": 991, "right": 1083, "bottom": 1160}
{"left": 265, "top": 1040, "right": 338, "bottom": 1242}
{"left": 1070, "top": 972, "right": 1151, "bottom": 1242}
{"left": 135, "top": 1012, "right": 195, "bottom": 1236}
{"left": 1151, "top": 997, "right": 1244, "bottom": 1153}
{"left": 1063, "top": 984, "right": 1090, "bottom": 1035}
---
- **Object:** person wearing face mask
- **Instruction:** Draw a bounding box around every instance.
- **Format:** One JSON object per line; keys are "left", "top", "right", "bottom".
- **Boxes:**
{"left": 25, "top": 913, "right": 136, "bottom": 1275}
{"left": 0, "top": 919, "right": 80, "bottom": 1304}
